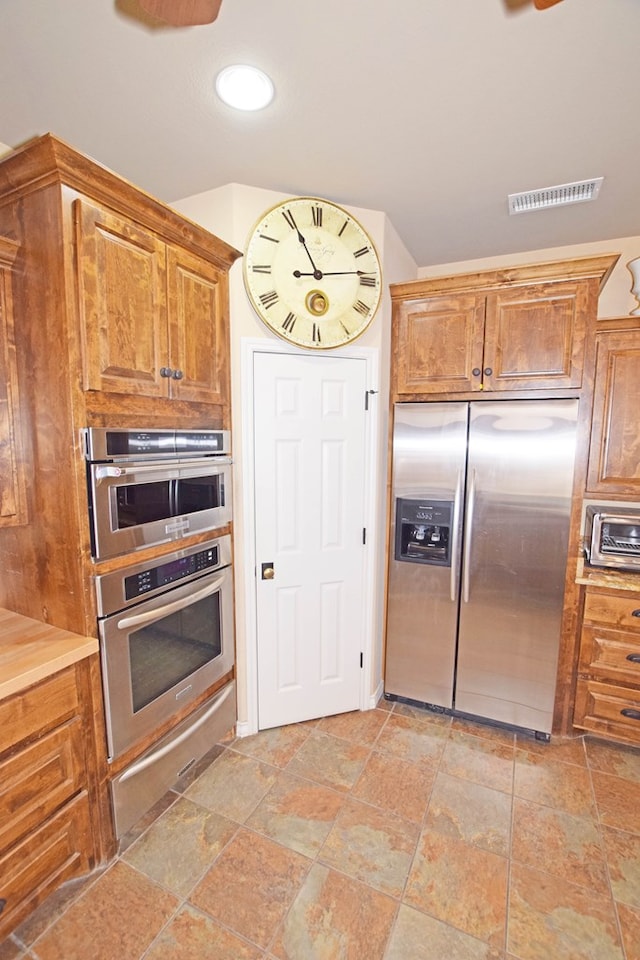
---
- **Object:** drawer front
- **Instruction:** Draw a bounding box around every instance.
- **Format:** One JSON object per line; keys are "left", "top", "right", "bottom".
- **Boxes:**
{"left": 111, "top": 679, "right": 236, "bottom": 838}
{"left": 0, "top": 667, "right": 79, "bottom": 757}
{"left": 574, "top": 678, "right": 640, "bottom": 745}
{"left": 0, "top": 791, "right": 93, "bottom": 941}
{"left": 583, "top": 591, "right": 640, "bottom": 631}
{"left": 0, "top": 719, "right": 85, "bottom": 853}
{"left": 578, "top": 625, "right": 640, "bottom": 686}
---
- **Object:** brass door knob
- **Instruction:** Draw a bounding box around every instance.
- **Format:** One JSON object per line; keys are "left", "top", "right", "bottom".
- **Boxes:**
{"left": 262, "top": 565, "right": 275, "bottom": 580}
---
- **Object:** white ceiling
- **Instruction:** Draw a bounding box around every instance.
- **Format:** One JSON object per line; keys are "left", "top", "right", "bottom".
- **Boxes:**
{"left": 1, "top": 0, "right": 639, "bottom": 266}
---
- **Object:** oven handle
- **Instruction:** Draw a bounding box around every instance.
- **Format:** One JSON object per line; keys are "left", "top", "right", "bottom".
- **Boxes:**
{"left": 117, "top": 682, "right": 235, "bottom": 784}
{"left": 116, "top": 574, "right": 227, "bottom": 630}
{"left": 94, "top": 456, "right": 233, "bottom": 481}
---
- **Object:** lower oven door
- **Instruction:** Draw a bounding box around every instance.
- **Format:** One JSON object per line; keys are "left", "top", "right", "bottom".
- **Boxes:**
{"left": 99, "top": 564, "right": 234, "bottom": 759}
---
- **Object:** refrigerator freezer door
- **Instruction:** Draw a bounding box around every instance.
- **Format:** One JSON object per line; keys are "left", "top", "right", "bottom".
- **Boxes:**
{"left": 455, "top": 399, "right": 578, "bottom": 733}
{"left": 385, "top": 403, "right": 468, "bottom": 707}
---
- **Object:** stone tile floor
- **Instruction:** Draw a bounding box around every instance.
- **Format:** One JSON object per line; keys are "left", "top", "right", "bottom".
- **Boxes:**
{"left": 3, "top": 699, "right": 640, "bottom": 959}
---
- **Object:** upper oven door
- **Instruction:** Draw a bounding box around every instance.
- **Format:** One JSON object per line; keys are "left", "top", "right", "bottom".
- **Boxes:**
{"left": 99, "top": 563, "right": 235, "bottom": 759}
{"left": 88, "top": 457, "right": 232, "bottom": 560}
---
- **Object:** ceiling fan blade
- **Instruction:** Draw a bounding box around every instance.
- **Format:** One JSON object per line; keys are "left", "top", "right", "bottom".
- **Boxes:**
{"left": 534, "top": 0, "right": 564, "bottom": 8}
{"left": 138, "top": 0, "right": 222, "bottom": 25}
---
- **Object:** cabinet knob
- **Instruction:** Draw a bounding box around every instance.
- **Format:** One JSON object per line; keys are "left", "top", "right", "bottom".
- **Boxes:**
{"left": 160, "top": 367, "right": 173, "bottom": 378}
{"left": 0, "top": 898, "right": 5, "bottom": 915}
{"left": 626, "top": 654, "right": 640, "bottom": 663}
{"left": 172, "top": 369, "right": 184, "bottom": 381}
{"left": 472, "top": 368, "right": 481, "bottom": 377}
{"left": 621, "top": 708, "right": 640, "bottom": 721}
{"left": 632, "top": 609, "right": 640, "bottom": 618}
{"left": 484, "top": 367, "right": 493, "bottom": 377}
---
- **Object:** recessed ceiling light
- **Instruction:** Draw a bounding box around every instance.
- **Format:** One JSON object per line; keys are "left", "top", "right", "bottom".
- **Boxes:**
{"left": 215, "top": 64, "right": 274, "bottom": 111}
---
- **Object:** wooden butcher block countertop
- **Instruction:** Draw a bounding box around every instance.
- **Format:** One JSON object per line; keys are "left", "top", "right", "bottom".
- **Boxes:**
{"left": 0, "top": 607, "right": 98, "bottom": 700}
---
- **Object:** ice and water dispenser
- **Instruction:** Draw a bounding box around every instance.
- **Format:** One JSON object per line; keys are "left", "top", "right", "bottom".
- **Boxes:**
{"left": 394, "top": 498, "right": 452, "bottom": 567}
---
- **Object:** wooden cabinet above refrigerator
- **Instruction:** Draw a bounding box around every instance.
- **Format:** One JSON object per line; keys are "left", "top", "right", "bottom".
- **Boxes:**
{"left": 390, "top": 256, "right": 618, "bottom": 401}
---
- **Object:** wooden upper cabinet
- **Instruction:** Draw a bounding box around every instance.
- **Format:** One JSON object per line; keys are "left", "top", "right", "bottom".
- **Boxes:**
{"left": 0, "top": 237, "right": 27, "bottom": 527}
{"left": 390, "top": 255, "right": 618, "bottom": 400}
{"left": 75, "top": 201, "right": 168, "bottom": 398}
{"left": 394, "top": 293, "right": 485, "bottom": 394}
{"left": 75, "top": 199, "right": 230, "bottom": 406}
{"left": 166, "top": 246, "right": 228, "bottom": 406}
{"left": 483, "top": 280, "right": 587, "bottom": 391}
{"left": 587, "top": 324, "right": 640, "bottom": 495}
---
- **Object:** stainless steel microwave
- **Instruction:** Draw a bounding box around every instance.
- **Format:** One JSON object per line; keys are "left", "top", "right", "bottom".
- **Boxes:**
{"left": 83, "top": 428, "right": 232, "bottom": 560}
{"left": 584, "top": 505, "right": 640, "bottom": 572}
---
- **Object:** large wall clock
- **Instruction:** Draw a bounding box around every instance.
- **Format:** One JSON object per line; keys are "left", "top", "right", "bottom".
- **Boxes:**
{"left": 243, "top": 196, "right": 382, "bottom": 349}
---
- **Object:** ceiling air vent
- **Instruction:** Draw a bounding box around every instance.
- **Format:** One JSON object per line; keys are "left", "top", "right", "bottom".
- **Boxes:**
{"left": 508, "top": 177, "right": 604, "bottom": 215}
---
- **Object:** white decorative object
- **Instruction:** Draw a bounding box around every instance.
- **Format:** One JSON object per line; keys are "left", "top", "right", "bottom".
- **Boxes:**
{"left": 628, "top": 258, "right": 640, "bottom": 316}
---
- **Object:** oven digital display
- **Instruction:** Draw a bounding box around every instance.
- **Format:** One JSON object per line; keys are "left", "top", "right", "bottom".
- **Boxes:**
{"left": 124, "top": 545, "right": 220, "bottom": 600}
{"left": 106, "top": 430, "right": 175, "bottom": 457}
{"left": 157, "top": 555, "right": 195, "bottom": 584}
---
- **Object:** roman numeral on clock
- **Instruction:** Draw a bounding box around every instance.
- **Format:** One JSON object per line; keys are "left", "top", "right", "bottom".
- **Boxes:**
{"left": 259, "top": 290, "right": 279, "bottom": 309}
{"left": 252, "top": 264, "right": 271, "bottom": 274}
{"left": 312, "top": 323, "right": 321, "bottom": 343}
{"left": 312, "top": 205, "right": 323, "bottom": 227}
{"left": 354, "top": 246, "right": 370, "bottom": 259}
{"left": 282, "top": 312, "right": 297, "bottom": 332}
{"left": 353, "top": 299, "right": 370, "bottom": 317}
{"left": 360, "top": 275, "right": 377, "bottom": 287}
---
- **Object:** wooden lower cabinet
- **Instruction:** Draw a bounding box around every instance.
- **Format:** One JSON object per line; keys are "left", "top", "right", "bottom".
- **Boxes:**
{"left": 573, "top": 587, "right": 640, "bottom": 745}
{"left": 0, "top": 664, "right": 103, "bottom": 940}
{"left": 0, "top": 793, "right": 93, "bottom": 940}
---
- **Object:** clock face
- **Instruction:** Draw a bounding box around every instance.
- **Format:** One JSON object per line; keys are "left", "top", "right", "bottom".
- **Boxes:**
{"left": 243, "top": 197, "right": 382, "bottom": 349}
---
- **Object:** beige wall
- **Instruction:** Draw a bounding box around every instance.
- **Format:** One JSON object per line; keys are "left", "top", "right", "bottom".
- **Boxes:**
{"left": 173, "top": 183, "right": 417, "bottom": 725}
{"left": 418, "top": 236, "right": 640, "bottom": 318}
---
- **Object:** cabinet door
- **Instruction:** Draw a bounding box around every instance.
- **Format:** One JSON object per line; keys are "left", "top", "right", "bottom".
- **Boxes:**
{"left": 0, "top": 792, "right": 93, "bottom": 942}
{"left": 75, "top": 201, "right": 169, "bottom": 398}
{"left": 587, "top": 330, "right": 640, "bottom": 495}
{"left": 483, "top": 280, "right": 586, "bottom": 390}
{"left": 166, "top": 246, "right": 229, "bottom": 406}
{"left": 394, "top": 293, "right": 485, "bottom": 395}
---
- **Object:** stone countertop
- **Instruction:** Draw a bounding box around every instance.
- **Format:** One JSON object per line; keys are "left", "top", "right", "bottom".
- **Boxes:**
{"left": 0, "top": 607, "right": 98, "bottom": 700}
{"left": 576, "top": 551, "right": 640, "bottom": 594}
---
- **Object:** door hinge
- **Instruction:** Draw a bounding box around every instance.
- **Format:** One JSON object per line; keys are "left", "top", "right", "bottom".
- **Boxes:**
{"left": 362, "top": 527, "right": 366, "bottom": 545}
{"left": 364, "top": 388, "right": 378, "bottom": 411}
{"left": 360, "top": 652, "right": 364, "bottom": 668}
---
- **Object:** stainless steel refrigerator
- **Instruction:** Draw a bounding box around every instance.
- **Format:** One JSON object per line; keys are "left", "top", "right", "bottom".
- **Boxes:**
{"left": 385, "top": 399, "right": 578, "bottom": 736}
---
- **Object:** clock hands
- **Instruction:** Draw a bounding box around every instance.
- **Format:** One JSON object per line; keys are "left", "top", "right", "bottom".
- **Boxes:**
{"left": 293, "top": 269, "right": 375, "bottom": 278}
{"left": 284, "top": 210, "right": 323, "bottom": 280}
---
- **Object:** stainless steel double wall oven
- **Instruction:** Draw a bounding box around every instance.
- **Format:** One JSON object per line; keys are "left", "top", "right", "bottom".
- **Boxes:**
{"left": 83, "top": 428, "right": 236, "bottom": 838}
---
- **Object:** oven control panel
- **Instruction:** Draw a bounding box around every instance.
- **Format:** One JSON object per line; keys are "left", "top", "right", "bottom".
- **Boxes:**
{"left": 125, "top": 545, "right": 219, "bottom": 600}
{"left": 94, "top": 534, "right": 232, "bottom": 618}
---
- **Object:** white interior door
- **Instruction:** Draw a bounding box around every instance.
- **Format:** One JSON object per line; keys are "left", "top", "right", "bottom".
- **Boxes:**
{"left": 253, "top": 350, "right": 367, "bottom": 729}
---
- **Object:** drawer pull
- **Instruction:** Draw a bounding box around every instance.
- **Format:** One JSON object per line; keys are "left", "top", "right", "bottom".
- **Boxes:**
{"left": 632, "top": 610, "right": 640, "bottom": 618}
{"left": 620, "top": 708, "right": 640, "bottom": 722}
{"left": 0, "top": 898, "right": 5, "bottom": 915}
{"left": 626, "top": 654, "right": 640, "bottom": 663}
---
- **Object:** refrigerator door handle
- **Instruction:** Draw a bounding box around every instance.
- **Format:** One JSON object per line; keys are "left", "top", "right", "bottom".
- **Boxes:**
{"left": 450, "top": 469, "right": 463, "bottom": 602}
{"left": 462, "top": 468, "right": 477, "bottom": 603}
